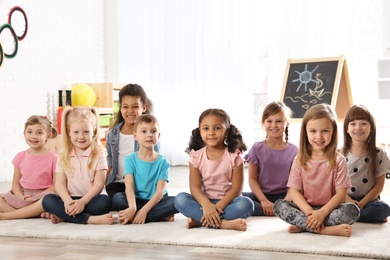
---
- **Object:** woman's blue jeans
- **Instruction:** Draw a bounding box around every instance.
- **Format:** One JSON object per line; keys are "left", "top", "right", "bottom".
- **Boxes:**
{"left": 174, "top": 192, "right": 254, "bottom": 223}
{"left": 42, "top": 194, "right": 112, "bottom": 224}
{"left": 111, "top": 192, "right": 178, "bottom": 222}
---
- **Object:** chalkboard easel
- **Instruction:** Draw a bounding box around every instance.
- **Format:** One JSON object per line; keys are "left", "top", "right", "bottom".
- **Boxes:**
{"left": 280, "top": 55, "right": 352, "bottom": 120}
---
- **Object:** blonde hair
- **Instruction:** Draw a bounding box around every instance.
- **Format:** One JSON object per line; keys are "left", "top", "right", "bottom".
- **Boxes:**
{"left": 24, "top": 115, "right": 58, "bottom": 139}
{"left": 298, "top": 103, "right": 338, "bottom": 171}
{"left": 59, "top": 106, "right": 106, "bottom": 179}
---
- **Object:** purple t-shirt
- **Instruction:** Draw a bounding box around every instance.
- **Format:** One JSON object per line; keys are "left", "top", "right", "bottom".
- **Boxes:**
{"left": 244, "top": 140, "right": 297, "bottom": 194}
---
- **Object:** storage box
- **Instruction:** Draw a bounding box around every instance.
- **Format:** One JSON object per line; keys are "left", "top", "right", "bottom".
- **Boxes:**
{"left": 99, "top": 115, "right": 112, "bottom": 127}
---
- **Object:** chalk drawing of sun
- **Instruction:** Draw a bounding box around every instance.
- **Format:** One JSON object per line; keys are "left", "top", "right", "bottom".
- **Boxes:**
{"left": 292, "top": 64, "right": 320, "bottom": 92}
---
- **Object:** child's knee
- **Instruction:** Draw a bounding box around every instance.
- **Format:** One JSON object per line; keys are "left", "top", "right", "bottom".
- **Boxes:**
{"left": 344, "top": 202, "right": 360, "bottom": 223}
{"left": 173, "top": 192, "right": 189, "bottom": 209}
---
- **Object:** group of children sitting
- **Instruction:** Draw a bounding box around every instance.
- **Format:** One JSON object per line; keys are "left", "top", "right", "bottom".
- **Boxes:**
{"left": 1, "top": 84, "right": 389, "bottom": 237}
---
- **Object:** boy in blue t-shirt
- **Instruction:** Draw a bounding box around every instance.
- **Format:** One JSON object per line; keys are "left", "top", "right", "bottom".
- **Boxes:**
{"left": 111, "top": 114, "right": 178, "bottom": 224}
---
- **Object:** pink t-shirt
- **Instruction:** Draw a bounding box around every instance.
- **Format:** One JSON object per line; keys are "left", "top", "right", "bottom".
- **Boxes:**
{"left": 56, "top": 148, "right": 108, "bottom": 196}
{"left": 12, "top": 150, "right": 57, "bottom": 190}
{"left": 189, "top": 147, "right": 244, "bottom": 200}
{"left": 287, "top": 153, "right": 351, "bottom": 206}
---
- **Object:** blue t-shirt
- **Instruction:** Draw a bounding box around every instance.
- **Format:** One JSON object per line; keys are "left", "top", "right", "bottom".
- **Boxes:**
{"left": 124, "top": 152, "right": 170, "bottom": 200}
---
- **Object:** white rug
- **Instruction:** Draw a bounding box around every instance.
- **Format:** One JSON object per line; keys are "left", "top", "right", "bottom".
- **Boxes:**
{"left": 0, "top": 213, "right": 389, "bottom": 259}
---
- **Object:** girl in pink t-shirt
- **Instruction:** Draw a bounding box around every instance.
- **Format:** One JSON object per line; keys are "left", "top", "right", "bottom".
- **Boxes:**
{"left": 274, "top": 104, "right": 360, "bottom": 237}
{"left": 42, "top": 107, "right": 114, "bottom": 225}
{"left": 0, "top": 116, "right": 57, "bottom": 220}
{"left": 174, "top": 108, "right": 254, "bottom": 231}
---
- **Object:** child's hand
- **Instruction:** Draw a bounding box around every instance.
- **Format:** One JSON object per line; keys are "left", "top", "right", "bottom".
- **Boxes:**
{"left": 64, "top": 200, "right": 76, "bottom": 217}
{"left": 132, "top": 208, "right": 148, "bottom": 224}
{"left": 16, "top": 194, "right": 31, "bottom": 201}
{"left": 306, "top": 209, "right": 326, "bottom": 230}
{"left": 354, "top": 200, "right": 362, "bottom": 209}
{"left": 260, "top": 200, "right": 275, "bottom": 216}
{"left": 200, "top": 203, "right": 222, "bottom": 228}
{"left": 118, "top": 207, "right": 136, "bottom": 225}
{"left": 66, "top": 200, "right": 85, "bottom": 217}
{"left": 346, "top": 197, "right": 361, "bottom": 208}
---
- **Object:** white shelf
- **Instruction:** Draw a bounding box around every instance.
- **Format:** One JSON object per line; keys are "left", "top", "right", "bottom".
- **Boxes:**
{"left": 377, "top": 58, "right": 390, "bottom": 99}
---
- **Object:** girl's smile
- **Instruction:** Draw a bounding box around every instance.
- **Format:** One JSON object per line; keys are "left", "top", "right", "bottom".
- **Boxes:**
{"left": 348, "top": 119, "right": 371, "bottom": 143}
{"left": 121, "top": 95, "right": 146, "bottom": 126}
{"left": 306, "top": 118, "right": 334, "bottom": 154}
{"left": 263, "top": 111, "right": 287, "bottom": 139}
{"left": 199, "top": 115, "right": 227, "bottom": 149}
{"left": 69, "top": 121, "right": 94, "bottom": 151}
{"left": 24, "top": 124, "right": 49, "bottom": 150}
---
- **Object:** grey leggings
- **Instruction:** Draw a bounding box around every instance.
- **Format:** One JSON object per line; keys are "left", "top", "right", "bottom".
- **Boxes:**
{"left": 274, "top": 199, "right": 360, "bottom": 232}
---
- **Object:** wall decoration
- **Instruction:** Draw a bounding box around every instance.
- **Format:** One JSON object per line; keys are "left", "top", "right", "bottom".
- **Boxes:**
{"left": 0, "top": 6, "right": 28, "bottom": 68}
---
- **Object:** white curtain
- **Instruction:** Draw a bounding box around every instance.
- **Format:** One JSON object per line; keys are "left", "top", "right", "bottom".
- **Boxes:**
{"left": 114, "top": 0, "right": 386, "bottom": 165}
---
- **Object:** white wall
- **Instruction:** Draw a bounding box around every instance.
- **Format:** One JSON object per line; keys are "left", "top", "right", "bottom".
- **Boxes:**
{"left": 109, "top": 0, "right": 389, "bottom": 163}
{"left": 0, "top": 0, "right": 105, "bottom": 181}
{"left": 1, "top": 0, "right": 389, "bottom": 181}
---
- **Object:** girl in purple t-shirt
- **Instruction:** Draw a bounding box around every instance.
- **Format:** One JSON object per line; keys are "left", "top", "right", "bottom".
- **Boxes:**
{"left": 0, "top": 116, "right": 57, "bottom": 220}
{"left": 274, "top": 104, "right": 360, "bottom": 237}
{"left": 243, "top": 101, "right": 297, "bottom": 216}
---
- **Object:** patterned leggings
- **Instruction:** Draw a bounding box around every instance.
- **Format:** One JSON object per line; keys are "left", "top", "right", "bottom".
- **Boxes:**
{"left": 273, "top": 199, "right": 360, "bottom": 232}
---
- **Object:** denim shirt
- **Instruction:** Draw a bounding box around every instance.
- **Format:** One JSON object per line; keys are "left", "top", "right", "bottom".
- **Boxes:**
{"left": 106, "top": 121, "right": 160, "bottom": 184}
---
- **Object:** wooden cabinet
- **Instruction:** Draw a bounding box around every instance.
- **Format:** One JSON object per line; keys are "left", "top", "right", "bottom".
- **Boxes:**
{"left": 85, "top": 83, "right": 123, "bottom": 127}
{"left": 86, "top": 83, "right": 124, "bottom": 140}
{"left": 88, "top": 83, "right": 123, "bottom": 114}
{"left": 378, "top": 58, "right": 390, "bottom": 99}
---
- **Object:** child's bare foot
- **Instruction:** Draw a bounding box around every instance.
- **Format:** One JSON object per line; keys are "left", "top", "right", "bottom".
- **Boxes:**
{"left": 318, "top": 224, "right": 352, "bottom": 237}
{"left": 164, "top": 215, "right": 175, "bottom": 222}
{"left": 220, "top": 218, "right": 247, "bottom": 231}
{"left": 87, "top": 213, "right": 114, "bottom": 225}
{"left": 288, "top": 225, "right": 305, "bottom": 233}
{"left": 40, "top": 212, "right": 51, "bottom": 219}
{"left": 186, "top": 217, "right": 202, "bottom": 229}
{"left": 50, "top": 214, "right": 64, "bottom": 224}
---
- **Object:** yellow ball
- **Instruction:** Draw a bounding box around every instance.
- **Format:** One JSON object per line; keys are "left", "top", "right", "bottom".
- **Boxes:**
{"left": 71, "top": 84, "right": 96, "bottom": 107}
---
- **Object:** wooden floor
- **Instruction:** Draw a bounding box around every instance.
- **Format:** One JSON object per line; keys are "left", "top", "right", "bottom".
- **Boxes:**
{"left": 0, "top": 166, "right": 388, "bottom": 260}
{"left": 0, "top": 236, "right": 366, "bottom": 260}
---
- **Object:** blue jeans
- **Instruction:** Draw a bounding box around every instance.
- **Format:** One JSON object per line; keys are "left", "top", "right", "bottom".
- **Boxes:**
{"left": 111, "top": 192, "right": 178, "bottom": 222}
{"left": 174, "top": 192, "right": 254, "bottom": 223}
{"left": 274, "top": 199, "right": 360, "bottom": 232}
{"left": 358, "top": 199, "right": 390, "bottom": 223}
{"left": 42, "top": 194, "right": 112, "bottom": 224}
{"left": 242, "top": 191, "right": 286, "bottom": 216}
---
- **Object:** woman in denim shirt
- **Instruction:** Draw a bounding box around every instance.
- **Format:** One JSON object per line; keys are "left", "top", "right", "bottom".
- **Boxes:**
{"left": 106, "top": 84, "right": 159, "bottom": 197}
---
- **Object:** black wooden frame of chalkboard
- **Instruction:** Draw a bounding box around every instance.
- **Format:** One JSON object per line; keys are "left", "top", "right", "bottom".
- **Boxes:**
{"left": 280, "top": 56, "right": 351, "bottom": 120}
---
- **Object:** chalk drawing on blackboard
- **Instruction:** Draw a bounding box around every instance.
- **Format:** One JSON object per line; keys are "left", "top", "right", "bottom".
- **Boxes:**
{"left": 281, "top": 56, "right": 353, "bottom": 120}
{"left": 284, "top": 64, "right": 333, "bottom": 112}
{"left": 292, "top": 64, "right": 319, "bottom": 92}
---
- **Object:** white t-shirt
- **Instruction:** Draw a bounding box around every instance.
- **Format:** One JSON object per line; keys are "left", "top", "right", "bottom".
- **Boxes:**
{"left": 346, "top": 148, "right": 390, "bottom": 200}
{"left": 117, "top": 133, "right": 134, "bottom": 182}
